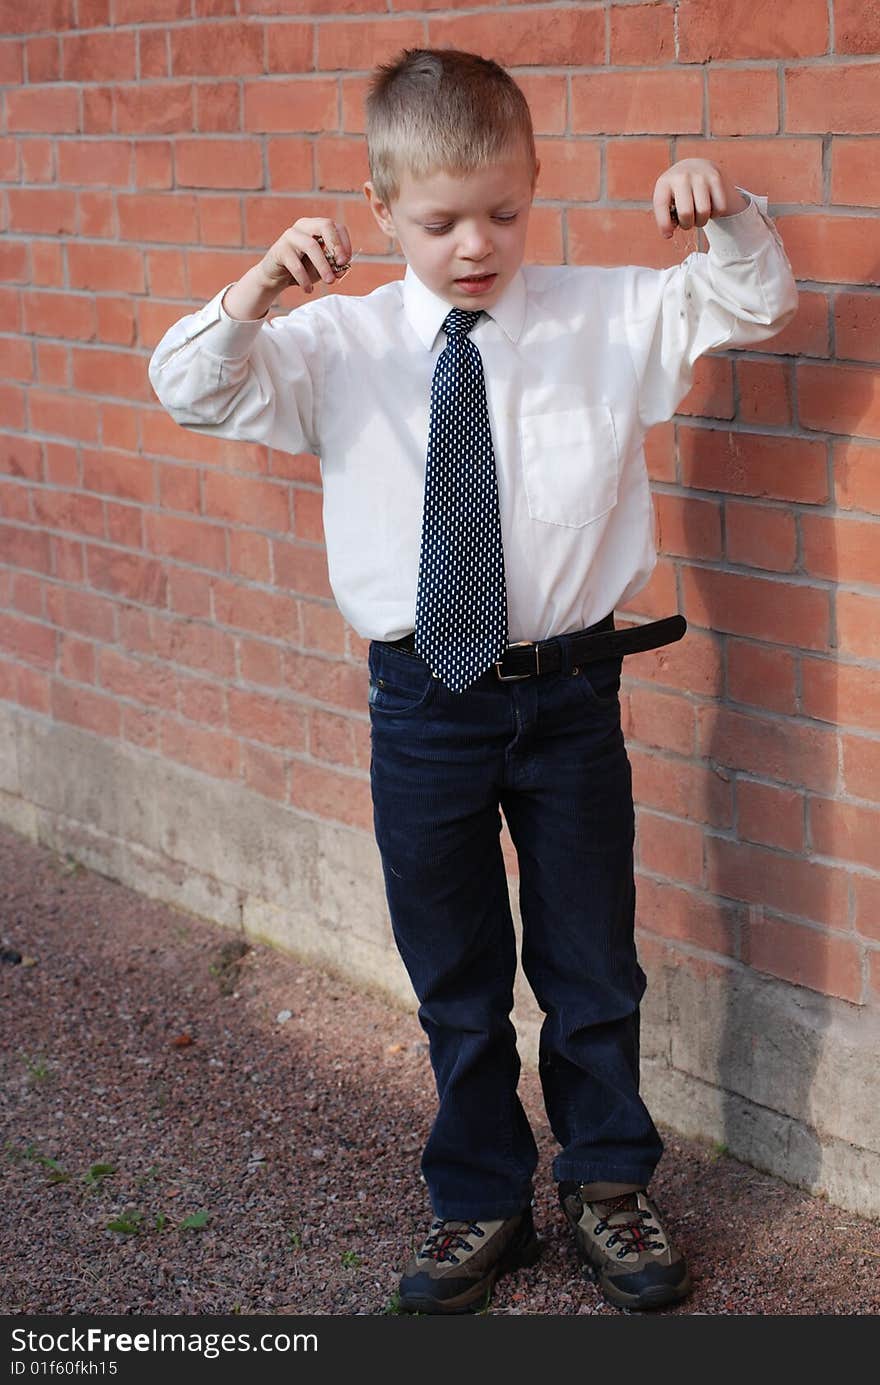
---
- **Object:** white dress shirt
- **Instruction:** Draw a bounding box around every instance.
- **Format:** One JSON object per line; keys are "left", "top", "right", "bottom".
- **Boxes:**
{"left": 148, "top": 192, "right": 797, "bottom": 645}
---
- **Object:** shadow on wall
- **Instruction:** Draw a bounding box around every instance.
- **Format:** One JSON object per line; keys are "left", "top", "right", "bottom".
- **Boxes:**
{"left": 662, "top": 273, "right": 878, "bottom": 1199}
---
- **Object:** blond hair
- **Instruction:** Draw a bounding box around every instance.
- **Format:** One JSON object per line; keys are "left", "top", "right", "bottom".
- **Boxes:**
{"left": 365, "top": 47, "right": 537, "bottom": 207}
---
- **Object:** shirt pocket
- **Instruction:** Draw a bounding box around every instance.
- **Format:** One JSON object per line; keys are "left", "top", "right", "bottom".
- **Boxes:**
{"left": 519, "top": 404, "right": 620, "bottom": 528}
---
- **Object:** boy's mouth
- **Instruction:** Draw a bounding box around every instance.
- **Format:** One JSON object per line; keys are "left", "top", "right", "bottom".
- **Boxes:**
{"left": 455, "top": 272, "right": 498, "bottom": 292}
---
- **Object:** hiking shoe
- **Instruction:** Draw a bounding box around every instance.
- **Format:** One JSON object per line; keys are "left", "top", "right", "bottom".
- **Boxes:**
{"left": 558, "top": 1183, "right": 691, "bottom": 1311}
{"left": 398, "top": 1206, "right": 541, "bottom": 1314}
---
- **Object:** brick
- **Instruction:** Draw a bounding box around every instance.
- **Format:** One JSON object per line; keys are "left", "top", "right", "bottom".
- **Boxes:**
{"left": 203, "top": 473, "right": 290, "bottom": 532}
{"left": 708, "top": 67, "right": 779, "bottom": 136}
{"left": 429, "top": 9, "right": 605, "bottom": 69}
{"left": 52, "top": 680, "right": 122, "bottom": 739}
{"left": 228, "top": 688, "right": 307, "bottom": 751}
{"left": 761, "top": 289, "right": 829, "bottom": 358}
{"left": 678, "top": 356, "right": 735, "bottom": 420}
{"left": 652, "top": 493, "right": 722, "bottom": 560}
{"left": 682, "top": 566, "right": 831, "bottom": 651}
{"left": 82, "top": 86, "right": 114, "bottom": 136}
{"left": 725, "top": 501, "right": 797, "bottom": 572}
{"left": 803, "top": 654, "right": 880, "bottom": 731}
{"left": 32, "top": 487, "right": 104, "bottom": 539}
{"left": 265, "top": 22, "right": 315, "bottom": 74}
{"left": 707, "top": 837, "right": 849, "bottom": 929}
{"left": 8, "top": 189, "right": 77, "bottom": 236}
{"left": 79, "top": 191, "right": 115, "bottom": 240}
{"left": 171, "top": 23, "right": 264, "bottom": 77}
{"left": 676, "top": 137, "right": 823, "bottom": 205}
{"left": 618, "top": 622, "right": 723, "bottom": 700}
{"left": 606, "top": 139, "right": 672, "bottom": 202}
{"left": 72, "top": 347, "right": 152, "bottom": 402}
{"left": 308, "top": 706, "right": 360, "bottom": 769}
{"left": 194, "top": 81, "right": 241, "bottom": 134}
{"left": 146, "top": 613, "right": 236, "bottom": 678}
{"left": 512, "top": 74, "right": 567, "bottom": 137}
{"left": 838, "top": 590, "right": 880, "bottom": 660}
{"left": 798, "top": 363, "right": 880, "bottom": 439}
{"left": 0, "top": 39, "right": 24, "bottom": 84}
{"left": 802, "top": 513, "right": 880, "bottom": 585}
{"left": 282, "top": 648, "right": 366, "bottom": 714}
{"left": 188, "top": 249, "right": 261, "bottom": 301}
{"left": 289, "top": 760, "right": 373, "bottom": 832}
{"left": 678, "top": 0, "right": 828, "bottom": 59}
{"left": 177, "top": 673, "right": 225, "bottom": 728}
{"left": 29, "top": 390, "right": 100, "bottom": 443}
{"left": 21, "top": 139, "right": 51, "bottom": 182}
{"left": 167, "top": 566, "right": 212, "bottom": 621}
{"left": 834, "top": 0, "right": 880, "bottom": 55}
{"left": 703, "top": 705, "right": 839, "bottom": 800}
{"left": 318, "top": 19, "right": 424, "bottom": 72}
{"left": 786, "top": 64, "right": 880, "bottom": 134}
{"left": 36, "top": 343, "right": 68, "bottom": 389}
{"left": 86, "top": 545, "right": 168, "bottom": 606}
{"left": 61, "top": 31, "right": 137, "bottom": 82}
{"left": 854, "top": 874, "right": 880, "bottom": 943}
{"left": 298, "top": 600, "right": 346, "bottom": 655}
{"left": 98, "top": 648, "right": 177, "bottom": 710}
{"left": 0, "top": 337, "right": 34, "bottom": 381}
{"left": 572, "top": 70, "right": 703, "bottom": 135}
{"left": 630, "top": 746, "right": 732, "bottom": 826}
{"left": 619, "top": 555, "right": 678, "bottom": 619}
{"left": 212, "top": 580, "right": 297, "bottom": 640}
{"left": 0, "top": 385, "right": 26, "bottom": 431}
{"left": 138, "top": 28, "right": 168, "bottom": 81}
{"left": 269, "top": 137, "right": 319, "bottom": 192}
{"left": 627, "top": 685, "right": 696, "bottom": 755}
{"left": 736, "top": 360, "right": 793, "bottom": 426}
{"left": 143, "top": 513, "right": 226, "bottom": 571}
{"left": 114, "top": 84, "right": 193, "bottom": 136}
{"left": 0, "top": 435, "right": 42, "bottom": 483}
{"left": 810, "top": 796, "right": 880, "bottom": 871}
{"left": 244, "top": 77, "right": 338, "bottom": 133}
{"left": 273, "top": 538, "right": 334, "bottom": 600}
{"left": 636, "top": 873, "right": 740, "bottom": 955}
{"left": 741, "top": 908, "right": 862, "bottom": 1003}
{"left": 0, "top": 610, "right": 55, "bottom": 669}
{"left": 66, "top": 242, "right": 145, "bottom": 293}
{"left": 227, "top": 530, "right": 272, "bottom": 583}
{"left": 22, "top": 291, "right": 94, "bottom": 342}
{"left": 116, "top": 1, "right": 190, "bottom": 27}
{"left": 644, "top": 421, "right": 675, "bottom": 481}
{"left": 49, "top": 587, "right": 115, "bottom": 642}
{"left": 118, "top": 193, "right": 198, "bottom": 244}
{"left": 238, "top": 636, "right": 284, "bottom": 688}
{"left": 610, "top": 3, "right": 675, "bottom": 65}
{"left": 95, "top": 296, "right": 136, "bottom": 346}
{"left": 160, "top": 715, "right": 239, "bottom": 779}
{"left": 842, "top": 734, "right": 880, "bottom": 804}
{"left": 6, "top": 86, "right": 79, "bottom": 134}
{"left": 834, "top": 292, "right": 880, "bottom": 363}
{"left": 175, "top": 139, "right": 263, "bottom": 190}
{"left": 636, "top": 810, "right": 704, "bottom": 886}
{"left": 833, "top": 440, "right": 880, "bottom": 515}
{"left": 59, "top": 635, "right": 95, "bottom": 687}
{"left": 739, "top": 779, "right": 805, "bottom": 851}
{"left": 679, "top": 428, "right": 828, "bottom": 504}
{"left": 569, "top": 208, "right": 689, "bottom": 269}
{"left": 832, "top": 138, "right": 880, "bottom": 208}
{"left": 532, "top": 138, "right": 601, "bottom": 202}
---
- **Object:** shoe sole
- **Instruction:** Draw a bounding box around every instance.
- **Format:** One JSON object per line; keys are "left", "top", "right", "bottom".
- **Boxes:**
{"left": 561, "top": 1202, "right": 691, "bottom": 1312}
{"left": 398, "top": 1230, "right": 543, "bottom": 1315}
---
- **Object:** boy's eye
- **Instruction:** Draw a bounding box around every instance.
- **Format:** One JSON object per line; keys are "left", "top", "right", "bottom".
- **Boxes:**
{"left": 423, "top": 214, "right": 518, "bottom": 234}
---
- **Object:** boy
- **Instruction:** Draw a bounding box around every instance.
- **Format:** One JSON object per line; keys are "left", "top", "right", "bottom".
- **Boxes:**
{"left": 149, "top": 47, "right": 798, "bottom": 1314}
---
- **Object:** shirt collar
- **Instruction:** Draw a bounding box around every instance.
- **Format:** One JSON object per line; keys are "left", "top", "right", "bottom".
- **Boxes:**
{"left": 402, "top": 262, "right": 527, "bottom": 350}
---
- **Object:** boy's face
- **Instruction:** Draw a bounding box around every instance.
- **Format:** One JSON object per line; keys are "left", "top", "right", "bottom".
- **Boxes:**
{"left": 364, "top": 146, "right": 539, "bottom": 310}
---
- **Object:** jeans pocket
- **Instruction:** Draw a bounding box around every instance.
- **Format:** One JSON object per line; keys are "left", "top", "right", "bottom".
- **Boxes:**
{"left": 572, "top": 654, "right": 623, "bottom": 711}
{"left": 367, "top": 648, "right": 439, "bottom": 717}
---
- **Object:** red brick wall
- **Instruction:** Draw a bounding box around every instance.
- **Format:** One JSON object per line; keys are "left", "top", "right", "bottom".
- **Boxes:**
{"left": 1, "top": 2, "right": 878, "bottom": 1009}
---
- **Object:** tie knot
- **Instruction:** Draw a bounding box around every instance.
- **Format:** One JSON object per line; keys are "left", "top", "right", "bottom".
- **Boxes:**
{"left": 443, "top": 307, "right": 482, "bottom": 339}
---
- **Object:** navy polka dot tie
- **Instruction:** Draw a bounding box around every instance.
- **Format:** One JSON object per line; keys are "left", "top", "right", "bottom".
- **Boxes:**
{"left": 413, "top": 307, "right": 509, "bottom": 694}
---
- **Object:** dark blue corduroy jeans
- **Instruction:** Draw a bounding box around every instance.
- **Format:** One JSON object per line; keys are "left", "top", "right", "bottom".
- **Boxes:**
{"left": 367, "top": 629, "right": 663, "bottom": 1220}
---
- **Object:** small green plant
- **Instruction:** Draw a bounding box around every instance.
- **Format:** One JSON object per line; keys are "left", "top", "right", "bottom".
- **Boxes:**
{"left": 34, "top": 1153, "right": 71, "bottom": 1184}
{"left": 155, "top": 1213, "right": 167, "bottom": 1232}
{"left": 84, "top": 1162, "right": 116, "bottom": 1187}
{"left": 288, "top": 1229, "right": 303, "bottom": 1249}
{"left": 179, "top": 1210, "right": 210, "bottom": 1230}
{"left": 106, "top": 1210, "right": 144, "bottom": 1235}
{"left": 341, "top": 1250, "right": 361, "bottom": 1269}
{"left": 23, "top": 1053, "right": 51, "bottom": 1083}
{"left": 710, "top": 1141, "right": 729, "bottom": 1160}
{"left": 381, "top": 1291, "right": 403, "bottom": 1315}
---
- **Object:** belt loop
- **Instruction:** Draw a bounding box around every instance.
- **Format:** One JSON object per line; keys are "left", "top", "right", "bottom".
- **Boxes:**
{"left": 555, "top": 631, "right": 573, "bottom": 676}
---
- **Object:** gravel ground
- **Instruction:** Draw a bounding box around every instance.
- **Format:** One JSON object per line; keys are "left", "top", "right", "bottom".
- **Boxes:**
{"left": 1, "top": 821, "right": 878, "bottom": 1317}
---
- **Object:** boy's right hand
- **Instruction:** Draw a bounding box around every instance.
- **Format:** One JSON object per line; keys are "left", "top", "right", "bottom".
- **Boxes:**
{"left": 256, "top": 218, "right": 354, "bottom": 296}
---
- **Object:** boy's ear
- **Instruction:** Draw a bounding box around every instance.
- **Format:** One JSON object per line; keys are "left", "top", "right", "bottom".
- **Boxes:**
{"left": 363, "top": 180, "right": 396, "bottom": 237}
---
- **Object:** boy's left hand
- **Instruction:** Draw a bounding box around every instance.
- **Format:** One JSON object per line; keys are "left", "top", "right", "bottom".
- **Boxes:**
{"left": 653, "top": 159, "right": 749, "bottom": 238}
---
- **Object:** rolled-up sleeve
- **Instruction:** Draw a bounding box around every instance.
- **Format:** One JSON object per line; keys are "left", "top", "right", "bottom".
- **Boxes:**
{"left": 147, "top": 284, "right": 325, "bottom": 456}
{"left": 623, "top": 191, "right": 800, "bottom": 429}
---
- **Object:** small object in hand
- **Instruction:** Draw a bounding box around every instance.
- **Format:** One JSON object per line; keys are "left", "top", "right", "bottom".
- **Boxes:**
{"left": 315, "top": 233, "right": 356, "bottom": 279}
{"left": 669, "top": 203, "right": 679, "bottom": 226}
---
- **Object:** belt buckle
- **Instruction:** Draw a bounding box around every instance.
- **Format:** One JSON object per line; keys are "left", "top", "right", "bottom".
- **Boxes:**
{"left": 495, "top": 639, "right": 540, "bottom": 681}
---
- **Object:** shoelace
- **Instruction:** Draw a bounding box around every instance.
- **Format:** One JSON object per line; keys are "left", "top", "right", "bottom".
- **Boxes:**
{"left": 588, "top": 1191, "right": 665, "bottom": 1260}
{"left": 420, "top": 1218, "right": 486, "bottom": 1265}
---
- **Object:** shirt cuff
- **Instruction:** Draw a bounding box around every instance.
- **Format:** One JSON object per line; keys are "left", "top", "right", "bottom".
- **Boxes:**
{"left": 178, "top": 282, "right": 271, "bottom": 359}
{"left": 704, "top": 187, "right": 779, "bottom": 260}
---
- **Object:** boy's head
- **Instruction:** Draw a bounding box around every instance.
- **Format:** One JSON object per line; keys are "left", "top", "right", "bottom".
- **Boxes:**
{"left": 363, "top": 47, "right": 540, "bottom": 310}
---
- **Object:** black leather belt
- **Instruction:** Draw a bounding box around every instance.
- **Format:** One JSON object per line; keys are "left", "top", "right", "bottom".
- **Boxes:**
{"left": 384, "top": 613, "right": 687, "bottom": 681}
